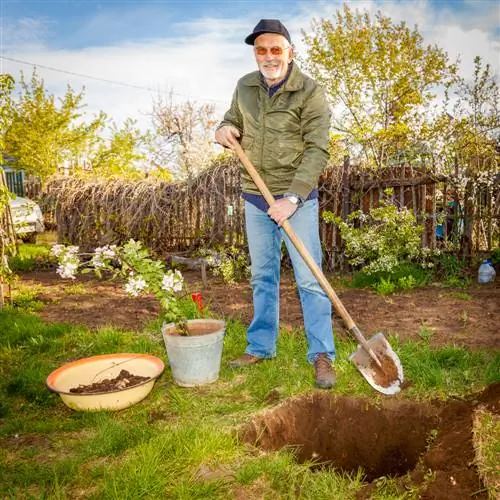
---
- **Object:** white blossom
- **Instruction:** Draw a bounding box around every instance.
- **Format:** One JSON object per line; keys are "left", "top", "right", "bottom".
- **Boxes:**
{"left": 50, "top": 244, "right": 67, "bottom": 257}
{"left": 56, "top": 262, "right": 78, "bottom": 279}
{"left": 91, "top": 245, "right": 118, "bottom": 268}
{"left": 124, "top": 276, "right": 147, "bottom": 297}
{"left": 161, "top": 270, "right": 184, "bottom": 293}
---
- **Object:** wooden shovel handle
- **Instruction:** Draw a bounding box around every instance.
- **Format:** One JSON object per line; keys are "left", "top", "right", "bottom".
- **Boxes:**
{"left": 232, "top": 142, "right": 380, "bottom": 363}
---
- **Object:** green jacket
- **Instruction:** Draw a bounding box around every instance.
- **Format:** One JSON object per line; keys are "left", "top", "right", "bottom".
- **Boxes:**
{"left": 219, "top": 63, "right": 331, "bottom": 200}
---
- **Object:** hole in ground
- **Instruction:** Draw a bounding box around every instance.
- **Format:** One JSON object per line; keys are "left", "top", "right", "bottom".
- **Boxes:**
{"left": 240, "top": 393, "right": 440, "bottom": 482}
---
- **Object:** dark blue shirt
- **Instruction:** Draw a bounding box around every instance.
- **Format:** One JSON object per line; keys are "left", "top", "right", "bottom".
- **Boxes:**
{"left": 242, "top": 189, "right": 318, "bottom": 212}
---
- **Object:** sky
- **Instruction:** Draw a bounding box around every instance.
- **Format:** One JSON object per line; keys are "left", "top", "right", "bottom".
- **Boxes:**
{"left": 1, "top": 0, "right": 499, "bottom": 133}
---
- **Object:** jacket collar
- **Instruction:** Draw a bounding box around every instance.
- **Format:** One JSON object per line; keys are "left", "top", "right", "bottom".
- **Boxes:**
{"left": 241, "top": 62, "right": 304, "bottom": 92}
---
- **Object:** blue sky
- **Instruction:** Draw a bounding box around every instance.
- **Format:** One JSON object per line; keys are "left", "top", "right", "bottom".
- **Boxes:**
{"left": 1, "top": 0, "right": 499, "bottom": 130}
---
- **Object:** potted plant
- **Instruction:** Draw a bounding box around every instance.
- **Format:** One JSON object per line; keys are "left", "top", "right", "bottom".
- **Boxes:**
{"left": 52, "top": 240, "right": 225, "bottom": 387}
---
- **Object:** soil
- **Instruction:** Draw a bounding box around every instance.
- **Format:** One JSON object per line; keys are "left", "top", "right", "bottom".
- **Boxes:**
{"left": 240, "top": 383, "right": 500, "bottom": 499}
{"left": 20, "top": 268, "right": 499, "bottom": 350}
{"left": 163, "top": 320, "right": 223, "bottom": 337}
{"left": 370, "top": 353, "right": 400, "bottom": 388}
{"left": 69, "top": 369, "right": 150, "bottom": 394}
{"left": 15, "top": 268, "right": 500, "bottom": 498}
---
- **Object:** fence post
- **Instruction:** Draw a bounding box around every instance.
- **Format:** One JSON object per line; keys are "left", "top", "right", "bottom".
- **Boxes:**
{"left": 341, "top": 156, "right": 351, "bottom": 220}
{"left": 340, "top": 155, "right": 351, "bottom": 271}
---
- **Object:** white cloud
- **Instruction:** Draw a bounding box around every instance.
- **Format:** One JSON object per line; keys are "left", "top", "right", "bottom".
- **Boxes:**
{"left": 1, "top": 1, "right": 498, "bottom": 133}
{"left": 1, "top": 16, "right": 54, "bottom": 51}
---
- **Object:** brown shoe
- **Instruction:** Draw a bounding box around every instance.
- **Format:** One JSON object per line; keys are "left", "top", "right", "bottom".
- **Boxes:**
{"left": 229, "top": 353, "right": 264, "bottom": 368}
{"left": 314, "top": 353, "right": 336, "bottom": 389}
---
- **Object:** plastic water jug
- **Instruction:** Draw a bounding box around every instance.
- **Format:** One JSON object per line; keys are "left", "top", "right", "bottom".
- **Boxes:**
{"left": 477, "top": 259, "right": 496, "bottom": 284}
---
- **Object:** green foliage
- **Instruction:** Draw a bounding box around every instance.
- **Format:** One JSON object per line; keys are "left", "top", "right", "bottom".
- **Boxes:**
{"left": 11, "top": 284, "right": 45, "bottom": 311}
{"left": 0, "top": 74, "right": 15, "bottom": 153}
{"left": 0, "top": 181, "right": 15, "bottom": 283}
{"left": 8, "top": 243, "right": 55, "bottom": 272}
{"left": 431, "top": 252, "right": 471, "bottom": 287}
{"left": 201, "top": 246, "right": 251, "bottom": 284}
{"left": 447, "top": 56, "right": 499, "bottom": 173}
{"left": 78, "top": 118, "right": 154, "bottom": 180}
{"left": 351, "top": 262, "right": 430, "bottom": 294}
{"left": 323, "top": 193, "right": 424, "bottom": 276}
{"left": 373, "top": 277, "right": 396, "bottom": 295}
{"left": 3, "top": 70, "right": 105, "bottom": 180}
{"left": 397, "top": 275, "right": 418, "bottom": 291}
{"left": 303, "top": 4, "right": 456, "bottom": 167}
{"left": 489, "top": 248, "right": 500, "bottom": 266}
{"left": 2, "top": 70, "right": 159, "bottom": 182}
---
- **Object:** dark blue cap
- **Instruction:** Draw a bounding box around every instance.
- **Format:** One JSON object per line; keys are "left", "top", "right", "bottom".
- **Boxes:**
{"left": 245, "top": 19, "right": 291, "bottom": 45}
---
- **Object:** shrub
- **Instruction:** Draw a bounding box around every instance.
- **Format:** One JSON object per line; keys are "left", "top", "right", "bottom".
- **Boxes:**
{"left": 431, "top": 252, "right": 471, "bottom": 287}
{"left": 200, "top": 246, "right": 251, "bottom": 284}
{"left": 323, "top": 192, "right": 423, "bottom": 276}
{"left": 373, "top": 277, "right": 396, "bottom": 295}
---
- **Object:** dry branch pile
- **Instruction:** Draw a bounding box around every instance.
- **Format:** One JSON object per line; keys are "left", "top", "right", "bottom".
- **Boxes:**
{"left": 46, "top": 156, "right": 245, "bottom": 256}
{"left": 47, "top": 155, "right": 486, "bottom": 268}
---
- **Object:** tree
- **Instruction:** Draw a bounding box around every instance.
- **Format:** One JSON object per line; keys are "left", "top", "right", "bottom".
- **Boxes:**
{"left": 2, "top": 71, "right": 105, "bottom": 180}
{"left": 0, "top": 74, "right": 15, "bottom": 156}
{"left": 302, "top": 4, "right": 457, "bottom": 168}
{"left": 151, "top": 90, "right": 217, "bottom": 181}
{"left": 435, "top": 57, "right": 500, "bottom": 255}
{"left": 79, "top": 118, "right": 151, "bottom": 179}
{"left": 451, "top": 57, "right": 499, "bottom": 171}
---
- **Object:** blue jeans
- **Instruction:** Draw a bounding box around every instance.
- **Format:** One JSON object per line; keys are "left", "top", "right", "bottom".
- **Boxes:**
{"left": 244, "top": 199, "right": 336, "bottom": 364}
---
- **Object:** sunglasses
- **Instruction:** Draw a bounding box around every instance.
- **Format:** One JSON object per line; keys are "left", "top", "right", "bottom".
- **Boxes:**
{"left": 254, "top": 45, "right": 291, "bottom": 56}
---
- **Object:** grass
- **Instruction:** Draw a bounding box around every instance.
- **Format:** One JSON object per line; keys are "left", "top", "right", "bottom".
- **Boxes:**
{"left": 0, "top": 286, "right": 499, "bottom": 498}
{"left": 8, "top": 241, "right": 56, "bottom": 273}
{"left": 472, "top": 407, "right": 500, "bottom": 499}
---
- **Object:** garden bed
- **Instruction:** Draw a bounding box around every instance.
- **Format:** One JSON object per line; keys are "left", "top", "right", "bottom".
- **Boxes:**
{"left": 21, "top": 268, "right": 500, "bottom": 349}
{"left": 1, "top": 268, "right": 498, "bottom": 498}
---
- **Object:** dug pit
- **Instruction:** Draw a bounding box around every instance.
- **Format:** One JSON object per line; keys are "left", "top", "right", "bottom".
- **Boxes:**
{"left": 240, "top": 384, "right": 500, "bottom": 499}
{"left": 240, "top": 393, "right": 439, "bottom": 481}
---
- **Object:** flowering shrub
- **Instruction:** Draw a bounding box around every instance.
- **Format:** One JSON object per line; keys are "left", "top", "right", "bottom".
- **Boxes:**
{"left": 323, "top": 195, "right": 424, "bottom": 275}
{"left": 199, "top": 246, "right": 250, "bottom": 284}
{"left": 51, "top": 239, "right": 191, "bottom": 335}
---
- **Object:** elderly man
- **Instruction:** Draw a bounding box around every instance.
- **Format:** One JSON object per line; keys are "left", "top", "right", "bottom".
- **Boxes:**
{"left": 215, "top": 19, "right": 336, "bottom": 389}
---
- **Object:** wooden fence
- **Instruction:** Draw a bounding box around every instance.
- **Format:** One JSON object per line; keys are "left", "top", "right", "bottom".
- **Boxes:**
{"left": 45, "top": 157, "right": 499, "bottom": 269}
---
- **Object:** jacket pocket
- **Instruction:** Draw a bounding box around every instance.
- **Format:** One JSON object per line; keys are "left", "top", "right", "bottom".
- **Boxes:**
{"left": 272, "top": 138, "right": 303, "bottom": 169}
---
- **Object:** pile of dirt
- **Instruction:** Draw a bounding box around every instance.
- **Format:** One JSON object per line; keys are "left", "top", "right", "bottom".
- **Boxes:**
{"left": 69, "top": 369, "right": 150, "bottom": 394}
{"left": 239, "top": 383, "right": 500, "bottom": 499}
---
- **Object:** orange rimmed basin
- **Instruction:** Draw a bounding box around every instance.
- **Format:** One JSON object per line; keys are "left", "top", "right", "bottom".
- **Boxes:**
{"left": 46, "top": 353, "right": 164, "bottom": 411}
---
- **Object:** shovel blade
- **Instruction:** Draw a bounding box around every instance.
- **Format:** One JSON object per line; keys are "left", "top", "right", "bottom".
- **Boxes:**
{"left": 349, "top": 333, "right": 404, "bottom": 395}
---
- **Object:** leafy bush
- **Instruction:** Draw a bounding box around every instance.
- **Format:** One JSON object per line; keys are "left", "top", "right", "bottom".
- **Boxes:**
{"left": 8, "top": 243, "right": 55, "bottom": 272}
{"left": 200, "top": 246, "right": 250, "bottom": 284}
{"left": 431, "top": 252, "right": 471, "bottom": 287}
{"left": 351, "top": 262, "right": 429, "bottom": 295}
{"left": 324, "top": 193, "right": 435, "bottom": 294}
{"left": 489, "top": 248, "right": 500, "bottom": 266}
{"left": 373, "top": 277, "right": 396, "bottom": 295}
{"left": 323, "top": 193, "right": 423, "bottom": 276}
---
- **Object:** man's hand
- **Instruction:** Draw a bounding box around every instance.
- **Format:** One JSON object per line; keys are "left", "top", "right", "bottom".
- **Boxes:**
{"left": 267, "top": 198, "right": 298, "bottom": 226}
{"left": 215, "top": 125, "right": 241, "bottom": 149}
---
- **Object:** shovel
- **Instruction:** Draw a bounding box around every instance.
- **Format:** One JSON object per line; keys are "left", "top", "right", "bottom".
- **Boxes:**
{"left": 232, "top": 142, "right": 404, "bottom": 395}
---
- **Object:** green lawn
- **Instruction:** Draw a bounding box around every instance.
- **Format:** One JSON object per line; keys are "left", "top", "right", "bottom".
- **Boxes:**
{"left": 0, "top": 302, "right": 498, "bottom": 499}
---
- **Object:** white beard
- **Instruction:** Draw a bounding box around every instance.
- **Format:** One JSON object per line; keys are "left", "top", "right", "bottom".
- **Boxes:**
{"left": 260, "top": 63, "right": 284, "bottom": 82}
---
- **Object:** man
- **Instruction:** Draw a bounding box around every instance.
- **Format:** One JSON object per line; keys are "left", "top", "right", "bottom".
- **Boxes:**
{"left": 215, "top": 19, "right": 336, "bottom": 389}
